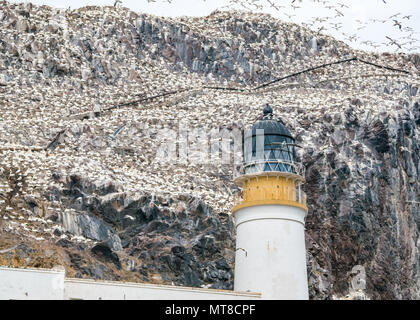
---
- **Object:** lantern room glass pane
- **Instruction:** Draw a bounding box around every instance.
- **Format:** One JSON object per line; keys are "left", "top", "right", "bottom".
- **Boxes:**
{"left": 244, "top": 133, "right": 296, "bottom": 174}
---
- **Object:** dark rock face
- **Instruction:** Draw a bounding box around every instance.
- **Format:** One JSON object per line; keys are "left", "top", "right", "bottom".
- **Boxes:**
{"left": 46, "top": 175, "right": 235, "bottom": 290}
{"left": 300, "top": 106, "right": 420, "bottom": 300}
{"left": 91, "top": 243, "right": 121, "bottom": 270}
{"left": 364, "top": 120, "right": 390, "bottom": 153}
{"left": 68, "top": 250, "right": 117, "bottom": 280}
{"left": 132, "top": 13, "right": 348, "bottom": 85}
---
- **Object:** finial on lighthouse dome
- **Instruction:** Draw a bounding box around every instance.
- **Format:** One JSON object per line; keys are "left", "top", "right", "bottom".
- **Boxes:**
{"left": 263, "top": 104, "right": 273, "bottom": 119}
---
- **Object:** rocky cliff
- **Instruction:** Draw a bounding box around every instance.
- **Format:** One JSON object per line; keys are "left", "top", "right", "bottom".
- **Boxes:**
{"left": 0, "top": 1, "right": 419, "bottom": 299}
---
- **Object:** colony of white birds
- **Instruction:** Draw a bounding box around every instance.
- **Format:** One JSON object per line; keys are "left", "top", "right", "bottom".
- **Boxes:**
{"left": 0, "top": 1, "right": 419, "bottom": 242}
{"left": 222, "top": 0, "right": 420, "bottom": 53}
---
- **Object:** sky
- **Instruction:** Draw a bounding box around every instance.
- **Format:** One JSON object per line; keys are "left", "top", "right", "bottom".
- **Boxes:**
{"left": 7, "top": 0, "right": 420, "bottom": 53}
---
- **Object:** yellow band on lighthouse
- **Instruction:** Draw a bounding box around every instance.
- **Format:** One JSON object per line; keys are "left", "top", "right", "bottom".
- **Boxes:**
{"left": 232, "top": 175, "right": 307, "bottom": 213}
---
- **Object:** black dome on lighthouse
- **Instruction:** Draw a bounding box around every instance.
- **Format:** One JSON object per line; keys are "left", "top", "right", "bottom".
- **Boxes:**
{"left": 244, "top": 105, "right": 297, "bottom": 174}
{"left": 251, "top": 104, "right": 293, "bottom": 138}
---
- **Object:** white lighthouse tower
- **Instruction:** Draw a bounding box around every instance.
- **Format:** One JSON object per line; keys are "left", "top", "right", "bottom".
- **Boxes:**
{"left": 232, "top": 104, "right": 309, "bottom": 300}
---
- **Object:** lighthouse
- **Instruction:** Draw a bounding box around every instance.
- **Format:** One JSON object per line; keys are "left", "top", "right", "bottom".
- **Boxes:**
{"left": 232, "top": 104, "right": 309, "bottom": 300}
